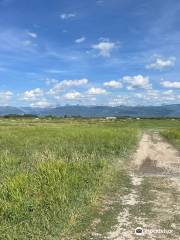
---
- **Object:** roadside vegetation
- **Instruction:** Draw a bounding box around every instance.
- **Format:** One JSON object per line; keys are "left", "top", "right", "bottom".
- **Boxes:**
{"left": 161, "top": 129, "right": 180, "bottom": 148}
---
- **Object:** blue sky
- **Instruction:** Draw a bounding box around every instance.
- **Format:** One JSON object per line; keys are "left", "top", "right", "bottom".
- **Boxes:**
{"left": 0, "top": 0, "right": 180, "bottom": 107}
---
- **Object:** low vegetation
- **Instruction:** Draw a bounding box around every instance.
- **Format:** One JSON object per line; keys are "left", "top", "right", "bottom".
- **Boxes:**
{"left": 161, "top": 129, "right": 180, "bottom": 148}
{"left": 0, "top": 121, "right": 138, "bottom": 239}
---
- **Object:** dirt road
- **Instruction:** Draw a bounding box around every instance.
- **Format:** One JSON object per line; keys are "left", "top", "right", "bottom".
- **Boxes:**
{"left": 91, "top": 132, "right": 180, "bottom": 240}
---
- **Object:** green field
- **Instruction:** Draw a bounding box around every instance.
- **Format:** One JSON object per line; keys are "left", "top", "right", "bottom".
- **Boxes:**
{"left": 0, "top": 118, "right": 180, "bottom": 239}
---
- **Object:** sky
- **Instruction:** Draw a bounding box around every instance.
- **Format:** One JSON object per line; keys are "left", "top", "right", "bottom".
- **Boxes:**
{"left": 0, "top": 0, "right": 180, "bottom": 107}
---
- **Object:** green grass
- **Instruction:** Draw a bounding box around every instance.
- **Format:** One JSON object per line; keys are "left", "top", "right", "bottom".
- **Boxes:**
{"left": 1, "top": 117, "right": 180, "bottom": 129}
{"left": 0, "top": 121, "right": 138, "bottom": 239}
{"left": 161, "top": 129, "right": 180, "bottom": 149}
{"left": 91, "top": 171, "right": 133, "bottom": 238}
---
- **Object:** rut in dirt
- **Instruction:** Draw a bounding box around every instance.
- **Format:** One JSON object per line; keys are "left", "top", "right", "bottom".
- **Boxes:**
{"left": 133, "top": 132, "right": 180, "bottom": 176}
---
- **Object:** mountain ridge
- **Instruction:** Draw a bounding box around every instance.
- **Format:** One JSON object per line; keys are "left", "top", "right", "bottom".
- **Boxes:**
{"left": 0, "top": 104, "right": 180, "bottom": 117}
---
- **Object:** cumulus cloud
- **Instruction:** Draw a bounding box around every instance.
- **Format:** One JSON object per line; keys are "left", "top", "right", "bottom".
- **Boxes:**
{"left": 64, "top": 91, "right": 81, "bottom": 100}
{"left": 108, "top": 96, "right": 130, "bottom": 106}
{"left": 30, "top": 100, "right": 51, "bottom": 108}
{"left": 135, "top": 89, "right": 179, "bottom": 104}
{"left": 123, "top": 75, "right": 152, "bottom": 90}
{"left": 75, "top": 37, "right": 86, "bottom": 43}
{"left": 163, "top": 90, "right": 174, "bottom": 95}
{"left": 92, "top": 40, "right": 117, "bottom": 57}
{"left": 87, "top": 87, "right": 107, "bottom": 95}
{"left": 0, "top": 91, "right": 13, "bottom": 105}
{"left": 20, "top": 88, "right": 51, "bottom": 107}
{"left": 21, "top": 88, "right": 44, "bottom": 101}
{"left": 60, "top": 13, "right": 76, "bottom": 20}
{"left": 146, "top": 57, "right": 176, "bottom": 70}
{"left": 104, "top": 80, "right": 123, "bottom": 89}
{"left": 139, "top": 90, "right": 159, "bottom": 99}
{"left": 56, "top": 78, "right": 88, "bottom": 87}
{"left": 161, "top": 81, "right": 180, "bottom": 89}
{"left": 48, "top": 78, "right": 88, "bottom": 96}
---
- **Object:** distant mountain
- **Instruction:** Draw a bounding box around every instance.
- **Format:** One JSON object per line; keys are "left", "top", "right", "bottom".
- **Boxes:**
{"left": 0, "top": 106, "right": 24, "bottom": 116}
{"left": 0, "top": 104, "right": 180, "bottom": 117}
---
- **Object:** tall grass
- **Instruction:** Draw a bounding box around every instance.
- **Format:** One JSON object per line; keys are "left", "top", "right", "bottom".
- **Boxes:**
{"left": 0, "top": 122, "right": 138, "bottom": 239}
{"left": 161, "top": 129, "right": 180, "bottom": 148}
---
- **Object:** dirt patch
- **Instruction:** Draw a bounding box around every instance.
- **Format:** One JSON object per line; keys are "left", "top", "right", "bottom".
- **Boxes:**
{"left": 133, "top": 132, "right": 180, "bottom": 177}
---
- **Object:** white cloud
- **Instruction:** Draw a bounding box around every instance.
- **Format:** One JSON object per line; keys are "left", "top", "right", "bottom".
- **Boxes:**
{"left": 0, "top": 91, "right": 13, "bottom": 103}
{"left": 30, "top": 100, "right": 51, "bottom": 108}
{"left": 57, "top": 78, "right": 88, "bottom": 87}
{"left": 48, "top": 89, "right": 60, "bottom": 96}
{"left": 64, "top": 91, "right": 81, "bottom": 100}
{"left": 144, "top": 90, "right": 159, "bottom": 99}
{"left": 60, "top": 13, "right": 76, "bottom": 20}
{"left": 123, "top": 75, "right": 152, "bottom": 90}
{"left": 63, "top": 91, "right": 98, "bottom": 104}
{"left": 48, "top": 78, "right": 88, "bottom": 96}
{"left": 45, "top": 78, "right": 59, "bottom": 85}
{"left": 75, "top": 36, "right": 86, "bottom": 43}
{"left": 161, "top": 81, "right": 180, "bottom": 89}
{"left": 21, "top": 88, "right": 44, "bottom": 101}
{"left": 27, "top": 31, "right": 37, "bottom": 38}
{"left": 108, "top": 96, "right": 130, "bottom": 106}
{"left": 146, "top": 57, "right": 176, "bottom": 70}
{"left": 163, "top": 90, "right": 174, "bottom": 95}
{"left": 104, "top": 80, "right": 123, "bottom": 89}
{"left": 134, "top": 89, "right": 180, "bottom": 104}
{"left": 106, "top": 88, "right": 180, "bottom": 106}
{"left": 87, "top": 87, "right": 107, "bottom": 95}
{"left": 92, "top": 41, "right": 117, "bottom": 57}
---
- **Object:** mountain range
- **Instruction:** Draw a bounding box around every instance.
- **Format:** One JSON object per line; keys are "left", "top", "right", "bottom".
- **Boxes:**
{"left": 0, "top": 104, "right": 180, "bottom": 117}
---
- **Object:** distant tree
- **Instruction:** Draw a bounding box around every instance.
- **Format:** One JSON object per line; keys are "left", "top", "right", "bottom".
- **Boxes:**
{"left": 3, "top": 114, "right": 38, "bottom": 118}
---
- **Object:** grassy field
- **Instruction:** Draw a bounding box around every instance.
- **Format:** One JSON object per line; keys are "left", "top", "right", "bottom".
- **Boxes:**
{"left": 0, "top": 118, "right": 180, "bottom": 239}
{"left": 0, "top": 119, "right": 140, "bottom": 239}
